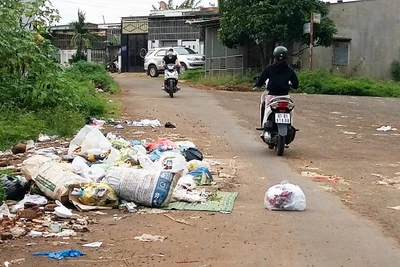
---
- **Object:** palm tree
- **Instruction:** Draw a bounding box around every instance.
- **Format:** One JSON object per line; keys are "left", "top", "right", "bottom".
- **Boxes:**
{"left": 70, "top": 10, "right": 95, "bottom": 61}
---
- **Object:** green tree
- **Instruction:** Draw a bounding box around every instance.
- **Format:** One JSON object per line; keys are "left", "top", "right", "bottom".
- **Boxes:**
{"left": 218, "top": 0, "right": 337, "bottom": 68}
{"left": 70, "top": 10, "right": 95, "bottom": 62}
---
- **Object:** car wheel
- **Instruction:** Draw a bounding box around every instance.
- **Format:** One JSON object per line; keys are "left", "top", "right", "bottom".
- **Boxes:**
{"left": 180, "top": 63, "right": 187, "bottom": 74}
{"left": 149, "top": 65, "right": 159, "bottom": 77}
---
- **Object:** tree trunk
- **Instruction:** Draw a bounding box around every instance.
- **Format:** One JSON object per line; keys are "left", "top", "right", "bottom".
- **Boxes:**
{"left": 259, "top": 44, "right": 266, "bottom": 70}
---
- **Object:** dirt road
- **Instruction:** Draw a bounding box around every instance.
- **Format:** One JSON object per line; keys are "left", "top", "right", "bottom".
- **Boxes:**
{"left": 1, "top": 76, "right": 400, "bottom": 266}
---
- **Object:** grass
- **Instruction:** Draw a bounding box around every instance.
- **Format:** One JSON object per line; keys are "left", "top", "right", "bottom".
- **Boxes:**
{"left": 181, "top": 69, "right": 256, "bottom": 90}
{"left": 181, "top": 69, "right": 400, "bottom": 97}
{"left": 0, "top": 62, "right": 121, "bottom": 151}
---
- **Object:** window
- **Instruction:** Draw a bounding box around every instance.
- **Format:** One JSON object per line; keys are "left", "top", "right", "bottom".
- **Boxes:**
{"left": 333, "top": 41, "right": 350, "bottom": 66}
{"left": 155, "top": 50, "right": 167, "bottom": 57}
{"left": 174, "top": 47, "right": 197, "bottom": 55}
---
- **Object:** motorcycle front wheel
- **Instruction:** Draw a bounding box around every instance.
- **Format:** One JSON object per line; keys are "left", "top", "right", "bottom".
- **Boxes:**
{"left": 169, "top": 80, "right": 174, "bottom": 98}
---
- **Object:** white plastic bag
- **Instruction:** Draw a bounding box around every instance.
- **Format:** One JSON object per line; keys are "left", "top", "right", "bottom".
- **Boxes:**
{"left": 187, "top": 160, "right": 211, "bottom": 172}
{"left": 14, "top": 194, "right": 48, "bottom": 211}
{"left": 68, "top": 125, "right": 98, "bottom": 155}
{"left": 159, "top": 152, "right": 188, "bottom": 175}
{"left": 176, "top": 174, "right": 197, "bottom": 191}
{"left": 264, "top": 180, "right": 306, "bottom": 211}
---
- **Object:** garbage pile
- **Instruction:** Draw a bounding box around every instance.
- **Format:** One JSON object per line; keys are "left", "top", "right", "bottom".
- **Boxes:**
{"left": 0, "top": 124, "right": 230, "bottom": 240}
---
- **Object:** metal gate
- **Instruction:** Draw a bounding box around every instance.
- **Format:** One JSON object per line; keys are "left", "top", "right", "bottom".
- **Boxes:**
{"left": 128, "top": 34, "right": 148, "bottom": 72}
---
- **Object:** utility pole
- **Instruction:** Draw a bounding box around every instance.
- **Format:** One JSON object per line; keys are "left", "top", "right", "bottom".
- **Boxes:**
{"left": 309, "top": 12, "right": 321, "bottom": 70}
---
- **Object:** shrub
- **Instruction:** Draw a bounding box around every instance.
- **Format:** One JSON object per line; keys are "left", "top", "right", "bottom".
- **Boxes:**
{"left": 390, "top": 60, "right": 400, "bottom": 82}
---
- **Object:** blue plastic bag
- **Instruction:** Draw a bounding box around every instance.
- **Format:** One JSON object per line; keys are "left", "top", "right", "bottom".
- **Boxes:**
{"left": 188, "top": 167, "right": 213, "bottom": 185}
{"left": 33, "top": 249, "right": 85, "bottom": 260}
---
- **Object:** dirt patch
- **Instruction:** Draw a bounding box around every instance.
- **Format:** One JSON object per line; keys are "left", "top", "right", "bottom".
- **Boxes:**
{"left": 182, "top": 81, "right": 254, "bottom": 92}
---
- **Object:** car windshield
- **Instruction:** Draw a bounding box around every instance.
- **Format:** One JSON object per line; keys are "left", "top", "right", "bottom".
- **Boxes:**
{"left": 174, "top": 47, "right": 197, "bottom": 55}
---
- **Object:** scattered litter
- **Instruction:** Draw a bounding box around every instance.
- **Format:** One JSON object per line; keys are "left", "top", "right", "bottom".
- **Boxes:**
{"left": 127, "top": 119, "right": 162, "bottom": 128}
{"left": 134, "top": 234, "right": 166, "bottom": 242}
{"left": 377, "top": 126, "right": 398, "bottom": 132}
{"left": 33, "top": 249, "right": 85, "bottom": 260}
{"left": 218, "top": 172, "right": 235, "bottom": 179}
{"left": 165, "top": 122, "right": 176, "bottom": 128}
{"left": 330, "top": 111, "right": 342, "bottom": 115}
{"left": 176, "top": 260, "right": 200, "bottom": 264}
{"left": 387, "top": 206, "right": 400, "bottom": 211}
{"left": 114, "top": 124, "right": 124, "bottom": 129}
{"left": 119, "top": 202, "right": 137, "bottom": 213}
{"left": 341, "top": 199, "right": 355, "bottom": 204}
{"left": 342, "top": 131, "right": 357, "bottom": 135}
{"left": 313, "top": 177, "right": 339, "bottom": 183}
{"left": 3, "top": 258, "right": 25, "bottom": 267}
{"left": 38, "top": 134, "right": 56, "bottom": 142}
{"left": 164, "top": 214, "right": 192, "bottom": 226}
{"left": 83, "top": 242, "right": 103, "bottom": 248}
{"left": 54, "top": 201, "right": 73, "bottom": 219}
{"left": 264, "top": 180, "right": 306, "bottom": 211}
{"left": 336, "top": 125, "right": 347, "bottom": 127}
{"left": 91, "top": 211, "right": 107, "bottom": 215}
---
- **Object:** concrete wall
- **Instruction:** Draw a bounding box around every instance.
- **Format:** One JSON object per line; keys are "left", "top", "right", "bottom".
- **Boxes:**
{"left": 302, "top": 0, "right": 400, "bottom": 80}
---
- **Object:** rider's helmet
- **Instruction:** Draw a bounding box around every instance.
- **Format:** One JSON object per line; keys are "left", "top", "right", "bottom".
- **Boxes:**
{"left": 167, "top": 48, "right": 174, "bottom": 57}
{"left": 273, "top": 46, "right": 288, "bottom": 61}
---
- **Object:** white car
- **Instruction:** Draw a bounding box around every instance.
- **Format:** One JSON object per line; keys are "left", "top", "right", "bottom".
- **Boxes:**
{"left": 144, "top": 46, "right": 205, "bottom": 77}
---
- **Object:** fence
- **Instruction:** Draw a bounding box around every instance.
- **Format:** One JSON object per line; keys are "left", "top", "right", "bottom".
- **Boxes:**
{"left": 205, "top": 55, "right": 244, "bottom": 76}
{"left": 57, "top": 48, "right": 108, "bottom": 66}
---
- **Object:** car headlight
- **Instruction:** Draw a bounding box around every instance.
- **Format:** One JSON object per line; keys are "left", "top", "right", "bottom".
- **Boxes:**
{"left": 187, "top": 57, "right": 196, "bottom": 61}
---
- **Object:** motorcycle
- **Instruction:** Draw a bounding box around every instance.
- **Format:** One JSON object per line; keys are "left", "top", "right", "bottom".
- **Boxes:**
{"left": 106, "top": 56, "right": 118, "bottom": 73}
{"left": 254, "top": 77, "right": 298, "bottom": 156}
{"left": 164, "top": 64, "right": 180, "bottom": 98}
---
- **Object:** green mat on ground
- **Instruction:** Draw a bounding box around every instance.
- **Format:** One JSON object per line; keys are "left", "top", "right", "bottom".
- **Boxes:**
{"left": 166, "top": 192, "right": 239, "bottom": 213}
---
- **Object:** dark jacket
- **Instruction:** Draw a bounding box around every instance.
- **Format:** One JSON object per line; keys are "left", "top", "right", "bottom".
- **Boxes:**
{"left": 255, "top": 62, "right": 299, "bottom": 95}
{"left": 163, "top": 55, "right": 178, "bottom": 65}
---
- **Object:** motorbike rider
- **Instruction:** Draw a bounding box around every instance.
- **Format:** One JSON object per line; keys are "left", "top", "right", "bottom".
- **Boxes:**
{"left": 254, "top": 46, "right": 299, "bottom": 128}
{"left": 162, "top": 48, "right": 181, "bottom": 90}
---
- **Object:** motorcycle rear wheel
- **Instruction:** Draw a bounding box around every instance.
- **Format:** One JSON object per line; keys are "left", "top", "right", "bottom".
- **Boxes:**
{"left": 276, "top": 135, "right": 285, "bottom": 156}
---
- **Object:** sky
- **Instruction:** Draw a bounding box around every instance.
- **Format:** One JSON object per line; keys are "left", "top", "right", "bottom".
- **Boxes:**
{"left": 51, "top": 0, "right": 217, "bottom": 24}
{"left": 50, "top": 0, "right": 357, "bottom": 25}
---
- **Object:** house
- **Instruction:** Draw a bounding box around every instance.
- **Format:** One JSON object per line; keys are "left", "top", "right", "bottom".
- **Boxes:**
{"left": 120, "top": 7, "right": 218, "bottom": 72}
{"left": 49, "top": 23, "right": 121, "bottom": 65}
{"left": 186, "top": 17, "right": 263, "bottom": 76}
{"left": 302, "top": 0, "right": 400, "bottom": 80}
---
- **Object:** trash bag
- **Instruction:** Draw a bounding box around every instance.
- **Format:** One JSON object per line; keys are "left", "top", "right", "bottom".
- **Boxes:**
{"left": 183, "top": 147, "right": 204, "bottom": 161}
{"left": 15, "top": 194, "right": 48, "bottom": 210}
{"left": 145, "top": 138, "right": 176, "bottom": 152}
{"left": 264, "top": 180, "right": 306, "bottom": 211}
{"left": 33, "top": 249, "right": 84, "bottom": 260}
{"left": 159, "top": 152, "right": 188, "bottom": 175}
{"left": 187, "top": 160, "right": 211, "bottom": 172}
{"left": 188, "top": 167, "right": 213, "bottom": 185}
{"left": 0, "top": 175, "right": 30, "bottom": 201}
{"left": 79, "top": 183, "right": 119, "bottom": 208}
